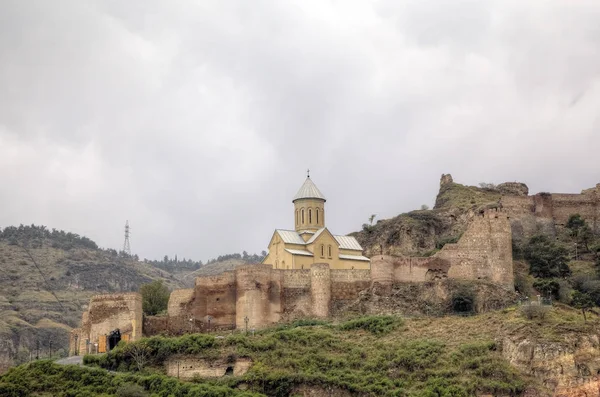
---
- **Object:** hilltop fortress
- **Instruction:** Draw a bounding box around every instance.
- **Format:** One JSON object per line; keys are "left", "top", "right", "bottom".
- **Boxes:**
{"left": 71, "top": 174, "right": 531, "bottom": 355}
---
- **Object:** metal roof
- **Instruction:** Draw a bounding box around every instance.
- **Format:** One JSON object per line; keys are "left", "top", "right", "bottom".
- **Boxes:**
{"left": 334, "top": 235, "right": 363, "bottom": 251}
{"left": 285, "top": 249, "right": 314, "bottom": 256}
{"left": 276, "top": 230, "right": 306, "bottom": 245}
{"left": 306, "top": 228, "right": 326, "bottom": 244}
{"left": 339, "top": 254, "right": 370, "bottom": 262}
{"left": 293, "top": 177, "right": 326, "bottom": 202}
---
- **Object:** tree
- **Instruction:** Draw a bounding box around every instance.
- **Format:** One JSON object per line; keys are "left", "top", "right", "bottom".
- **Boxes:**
{"left": 139, "top": 280, "right": 170, "bottom": 316}
{"left": 571, "top": 291, "right": 595, "bottom": 322}
{"left": 420, "top": 204, "right": 429, "bottom": 211}
{"left": 369, "top": 214, "right": 377, "bottom": 225}
{"left": 524, "top": 235, "right": 571, "bottom": 278}
{"left": 566, "top": 214, "right": 594, "bottom": 251}
{"left": 125, "top": 343, "right": 150, "bottom": 372}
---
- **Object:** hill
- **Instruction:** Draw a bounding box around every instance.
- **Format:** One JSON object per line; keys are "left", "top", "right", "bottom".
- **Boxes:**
{"left": 3, "top": 306, "right": 600, "bottom": 396}
{"left": 0, "top": 225, "right": 186, "bottom": 372}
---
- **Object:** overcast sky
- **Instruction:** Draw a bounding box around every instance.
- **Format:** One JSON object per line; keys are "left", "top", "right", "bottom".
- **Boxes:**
{"left": 1, "top": 0, "right": 599, "bottom": 261}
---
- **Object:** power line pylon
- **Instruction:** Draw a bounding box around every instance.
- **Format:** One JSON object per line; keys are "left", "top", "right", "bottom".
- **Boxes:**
{"left": 123, "top": 221, "right": 131, "bottom": 256}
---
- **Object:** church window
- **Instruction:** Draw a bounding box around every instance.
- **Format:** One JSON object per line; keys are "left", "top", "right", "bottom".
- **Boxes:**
{"left": 296, "top": 210, "right": 299, "bottom": 225}
{"left": 301, "top": 209, "right": 305, "bottom": 224}
{"left": 309, "top": 209, "right": 312, "bottom": 224}
{"left": 316, "top": 209, "right": 319, "bottom": 224}
{"left": 320, "top": 245, "right": 324, "bottom": 257}
{"left": 328, "top": 245, "right": 332, "bottom": 258}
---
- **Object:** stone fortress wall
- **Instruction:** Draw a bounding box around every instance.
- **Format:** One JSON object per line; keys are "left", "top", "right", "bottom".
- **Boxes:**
{"left": 70, "top": 208, "right": 514, "bottom": 354}
{"left": 499, "top": 181, "right": 600, "bottom": 233}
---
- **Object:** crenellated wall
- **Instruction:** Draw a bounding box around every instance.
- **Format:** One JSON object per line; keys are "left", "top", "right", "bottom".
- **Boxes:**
{"left": 72, "top": 209, "right": 515, "bottom": 355}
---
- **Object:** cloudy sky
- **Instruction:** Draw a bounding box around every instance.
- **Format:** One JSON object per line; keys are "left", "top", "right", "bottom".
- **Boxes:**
{"left": 1, "top": 0, "right": 599, "bottom": 261}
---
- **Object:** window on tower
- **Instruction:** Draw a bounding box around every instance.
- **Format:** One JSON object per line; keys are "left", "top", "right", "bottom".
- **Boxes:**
{"left": 302, "top": 209, "right": 305, "bottom": 224}
{"left": 309, "top": 209, "right": 312, "bottom": 224}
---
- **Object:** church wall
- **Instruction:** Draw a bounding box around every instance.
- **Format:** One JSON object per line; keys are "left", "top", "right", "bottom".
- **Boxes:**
{"left": 291, "top": 255, "right": 314, "bottom": 269}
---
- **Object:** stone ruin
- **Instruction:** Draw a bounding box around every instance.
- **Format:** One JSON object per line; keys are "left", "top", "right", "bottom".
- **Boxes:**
{"left": 70, "top": 208, "right": 513, "bottom": 355}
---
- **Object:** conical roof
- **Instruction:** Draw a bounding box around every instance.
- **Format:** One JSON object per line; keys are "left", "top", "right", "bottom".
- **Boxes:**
{"left": 293, "top": 177, "right": 326, "bottom": 202}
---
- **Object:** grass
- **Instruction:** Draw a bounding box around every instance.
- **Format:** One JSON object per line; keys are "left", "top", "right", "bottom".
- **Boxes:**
{"left": 5, "top": 307, "right": 595, "bottom": 396}
{"left": 434, "top": 182, "right": 502, "bottom": 210}
{"left": 79, "top": 313, "right": 545, "bottom": 396}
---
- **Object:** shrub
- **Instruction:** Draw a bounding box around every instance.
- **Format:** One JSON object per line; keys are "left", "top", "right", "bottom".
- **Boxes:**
{"left": 532, "top": 279, "right": 560, "bottom": 299}
{"left": 139, "top": 280, "right": 170, "bottom": 316}
{"left": 116, "top": 383, "right": 148, "bottom": 397}
{"left": 524, "top": 235, "right": 570, "bottom": 278}
{"left": 339, "top": 315, "right": 402, "bottom": 335}
{"left": 520, "top": 304, "right": 549, "bottom": 320}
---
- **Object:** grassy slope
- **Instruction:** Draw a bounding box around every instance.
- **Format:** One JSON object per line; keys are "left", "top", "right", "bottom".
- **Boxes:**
{"left": 0, "top": 241, "right": 184, "bottom": 364}
{"left": 81, "top": 306, "right": 598, "bottom": 396}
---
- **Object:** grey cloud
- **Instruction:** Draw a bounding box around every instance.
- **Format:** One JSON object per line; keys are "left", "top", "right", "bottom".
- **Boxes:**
{"left": 1, "top": 0, "right": 600, "bottom": 261}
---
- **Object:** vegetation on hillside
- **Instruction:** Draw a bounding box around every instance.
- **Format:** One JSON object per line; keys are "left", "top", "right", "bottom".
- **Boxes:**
{"left": 78, "top": 315, "right": 530, "bottom": 397}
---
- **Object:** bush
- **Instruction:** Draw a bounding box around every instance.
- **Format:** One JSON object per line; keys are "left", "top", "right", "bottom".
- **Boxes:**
{"left": 339, "top": 315, "right": 402, "bottom": 335}
{"left": 532, "top": 279, "right": 560, "bottom": 299}
{"left": 524, "top": 235, "right": 570, "bottom": 278}
{"left": 520, "top": 304, "right": 549, "bottom": 320}
{"left": 116, "top": 383, "right": 148, "bottom": 397}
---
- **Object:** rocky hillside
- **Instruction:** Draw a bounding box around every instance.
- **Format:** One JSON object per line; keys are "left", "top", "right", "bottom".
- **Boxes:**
{"left": 0, "top": 226, "right": 186, "bottom": 372}
{"left": 3, "top": 306, "right": 600, "bottom": 396}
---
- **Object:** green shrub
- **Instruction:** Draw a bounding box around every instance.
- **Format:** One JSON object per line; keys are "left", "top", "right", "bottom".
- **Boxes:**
{"left": 339, "top": 315, "right": 402, "bottom": 335}
{"left": 116, "top": 383, "right": 147, "bottom": 397}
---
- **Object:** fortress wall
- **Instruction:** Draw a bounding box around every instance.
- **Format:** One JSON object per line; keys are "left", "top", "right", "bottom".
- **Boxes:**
{"left": 370, "top": 255, "right": 395, "bottom": 294}
{"left": 330, "top": 269, "right": 370, "bottom": 301}
{"left": 86, "top": 293, "right": 143, "bottom": 346}
{"left": 533, "top": 193, "right": 554, "bottom": 218}
{"left": 235, "top": 265, "right": 282, "bottom": 329}
{"left": 282, "top": 270, "right": 311, "bottom": 288}
{"left": 194, "top": 272, "right": 236, "bottom": 329}
{"left": 550, "top": 193, "right": 597, "bottom": 228}
{"left": 311, "top": 263, "right": 331, "bottom": 318}
{"left": 437, "top": 210, "right": 513, "bottom": 289}
{"left": 501, "top": 195, "right": 535, "bottom": 215}
{"left": 167, "top": 289, "right": 195, "bottom": 317}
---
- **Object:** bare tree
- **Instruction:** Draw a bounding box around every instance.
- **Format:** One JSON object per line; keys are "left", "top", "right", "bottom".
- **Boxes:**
{"left": 127, "top": 343, "right": 150, "bottom": 372}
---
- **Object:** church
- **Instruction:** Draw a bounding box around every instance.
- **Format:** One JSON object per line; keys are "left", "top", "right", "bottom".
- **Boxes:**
{"left": 262, "top": 173, "right": 370, "bottom": 270}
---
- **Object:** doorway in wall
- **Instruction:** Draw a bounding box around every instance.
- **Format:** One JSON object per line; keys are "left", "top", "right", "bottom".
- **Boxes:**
{"left": 108, "top": 329, "right": 121, "bottom": 351}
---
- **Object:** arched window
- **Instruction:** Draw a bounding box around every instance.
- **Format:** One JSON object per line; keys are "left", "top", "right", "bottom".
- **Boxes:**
{"left": 296, "top": 210, "right": 299, "bottom": 225}
{"left": 316, "top": 209, "right": 319, "bottom": 224}
{"left": 309, "top": 209, "right": 312, "bottom": 224}
{"left": 328, "top": 245, "right": 332, "bottom": 258}
{"left": 301, "top": 209, "right": 305, "bottom": 224}
{"left": 320, "top": 245, "right": 324, "bottom": 257}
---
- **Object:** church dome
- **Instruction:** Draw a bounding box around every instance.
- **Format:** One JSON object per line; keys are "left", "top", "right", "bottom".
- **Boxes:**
{"left": 293, "top": 177, "right": 326, "bottom": 202}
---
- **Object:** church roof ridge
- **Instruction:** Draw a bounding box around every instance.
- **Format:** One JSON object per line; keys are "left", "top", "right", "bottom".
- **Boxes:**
{"left": 293, "top": 176, "right": 326, "bottom": 202}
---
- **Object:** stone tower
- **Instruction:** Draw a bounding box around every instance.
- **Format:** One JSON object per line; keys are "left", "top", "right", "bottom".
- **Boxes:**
{"left": 293, "top": 172, "right": 326, "bottom": 233}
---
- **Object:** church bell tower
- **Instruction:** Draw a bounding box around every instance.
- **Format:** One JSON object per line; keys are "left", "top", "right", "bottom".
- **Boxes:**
{"left": 293, "top": 170, "right": 326, "bottom": 233}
